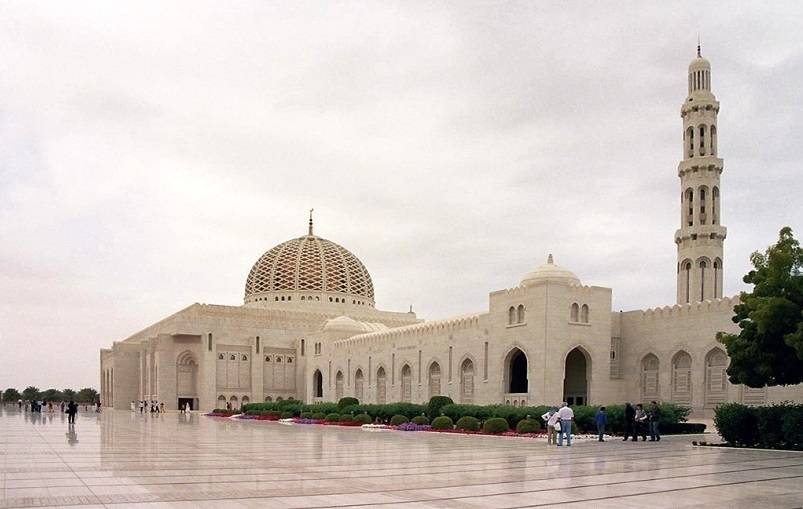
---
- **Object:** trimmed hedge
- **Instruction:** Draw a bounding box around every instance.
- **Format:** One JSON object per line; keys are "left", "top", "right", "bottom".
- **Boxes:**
{"left": 516, "top": 418, "right": 540, "bottom": 434}
{"left": 715, "top": 403, "right": 803, "bottom": 450}
{"left": 483, "top": 417, "right": 510, "bottom": 434}
{"left": 311, "top": 412, "right": 326, "bottom": 420}
{"left": 353, "top": 413, "right": 372, "bottom": 425}
{"left": 431, "top": 416, "right": 454, "bottom": 430}
{"left": 455, "top": 416, "right": 480, "bottom": 431}
{"left": 339, "top": 414, "right": 353, "bottom": 422}
{"left": 426, "top": 396, "right": 455, "bottom": 419}
{"left": 337, "top": 397, "right": 359, "bottom": 410}
{"left": 324, "top": 413, "right": 340, "bottom": 422}
{"left": 390, "top": 414, "right": 409, "bottom": 425}
{"left": 411, "top": 415, "right": 430, "bottom": 425}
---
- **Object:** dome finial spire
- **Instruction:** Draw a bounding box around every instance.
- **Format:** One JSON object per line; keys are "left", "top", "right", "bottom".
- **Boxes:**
{"left": 697, "top": 33, "right": 701, "bottom": 57}
{"left": 308, "top": 208, "right": 314, "bottom": 236}
{"left": 547, "top": 253, "right": 554, "bottom": 264}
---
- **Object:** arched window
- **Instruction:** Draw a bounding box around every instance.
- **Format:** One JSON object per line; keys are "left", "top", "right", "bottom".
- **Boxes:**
{"left": 710, "top": 125, "right": 717, "bottom": 155}
{"left": 428, "top": 362, "right": 441, "bottom": 399}
{"left": 580, "top": 304, "right": 589, "bottom": 323}
{"left": 400, "top": 364, "right": 412, "bottom": 402}
{"left": 685, "top": 188, "right": 694, "bottom": 226}
{"left": 313, "top": 370, "right": 323, "bottom": 398}
{"left": 354, "top": 369, "right": 364, "bottom": 401}
{"left": 712, "top": 187, "right": 720, "bottom": 224}
{"left": 508, "top": 306, "right": 516, "bottom": 325}
{"left": 460, "top": 359, "right": 474, "bottom": 404}
{"left": 687, "top": 126, "right": 694, "bottom": 158}
{"left": 265, "top": 396, "right": 272, "bottom": 402}
{"left": 685, "top": 261, "right": 692, "bottom": 303}
{"left": 699, "top": 259, "right": 708, "bottom": 301}
{"left": 570, "top": 303, "right": 579, "bottom": 322}
{"left": 241, "top": 396, "right": 250, "bottom": 406}
{"left": 705, "top": 349, "right": 728, "bottom": 407}
{"left": 640, "top": 354, "right": 660, "bottom": 402}
{"left": 229, "top": 395, "right": 238, "bottom": 409}
{"left": 699, "top": 186, "right": 707, "bottom": 224}
{"left": 564, "top": 347, "right": 590, "bottom": 405}
{"left": 698, "top": 125, "right": 706, "bottom": 156}
{"left": 517, "top": 304, "right": 525, "bottom": 324}
{"left": 217, "top": 395, "right": 226, "bottom": 407}
{"left": 671, "top": 351, "right": 692, "bottom": 406}
{"left": 376, "top": 367, "right": 386, "bottom": 404}
{"left": 335, "top": 371, "right": 344, "bottom": 401}
{"left": 714, "top": 258, "right": 722, "bottom": 298}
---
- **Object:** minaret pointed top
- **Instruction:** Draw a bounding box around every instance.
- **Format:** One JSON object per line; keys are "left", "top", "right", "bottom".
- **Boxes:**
{"left": 308, "top": 208, "right": 314, "bottom": 236}
{"left": 547, "top": 253, "right": 554, "bottom": 264}
{"left": 697, "top": 34, "right": 701, "bottom": 57}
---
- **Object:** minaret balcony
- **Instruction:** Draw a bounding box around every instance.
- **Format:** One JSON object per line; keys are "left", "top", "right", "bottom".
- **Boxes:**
{"left": 675, "top": 225, "right": 727, "bottom": 244}
{"left": 678, "top": 156, "right": 723, "bottom": 177}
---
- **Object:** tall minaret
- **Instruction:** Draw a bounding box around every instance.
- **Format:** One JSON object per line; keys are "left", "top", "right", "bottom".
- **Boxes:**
{"left": 675, "top": 44, "right": 727, "bottom": 304}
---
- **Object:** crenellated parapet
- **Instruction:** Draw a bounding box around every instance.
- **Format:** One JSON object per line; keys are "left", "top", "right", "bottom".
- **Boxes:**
{"left": 333, "top": 313, "right": 484, "bottom": 349}
{"left": 626, "top": 295, "right": 740, "bottom": 321}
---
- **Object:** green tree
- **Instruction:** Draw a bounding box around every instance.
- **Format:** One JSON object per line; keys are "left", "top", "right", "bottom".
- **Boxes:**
{"left": 76, "top": 388, "right": 99, "bottom": 403}
{"left": 718, "top": 227, "right": 803, "bottom": 387}
{"left": 62, "top": 389, "right": 77, "bottom": 401}
{"left": 3, "top": 388, "right": 21, "bottom": 401}
{"left": 21, "top": 386, "right": 40, "bottom": 401}
{"left": 42, "top": 388, "right": 63, "bottom": 402}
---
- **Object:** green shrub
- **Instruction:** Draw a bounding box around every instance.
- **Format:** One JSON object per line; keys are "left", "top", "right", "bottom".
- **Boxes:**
{"left": 325, "top": 413, "right": 341, "bottom": 422}
{"left": 339, "top": 414, "right": 353, "bottom": 422}
{"left": 411, "top": 415, "right": 430, "bottom": 425}
{"left": 300, "top": 411, "right": 313, "bottom": 419}
{"left": 311, "top": 412, "right": 326, "bottom": 420}
{"left": 304, "top": 402, "right": 339, "bottom": 415}
{"left": 349, "top": 403, "right": 426, "bottom": 421}
{"left": 516, "top": 418, "right": 540, "bottom": 434}
{"left": 390, "top": 414, "right": 409, "bottom": 425}
{"left": 483, "top": 417, "right": 510, "bottom": 434}
{"left": 353, "top": 413, "right": 372, "bottom": 425}
{"left": 431, "top": 416, "right": 454, "bottom": 430}
{"left": 715, "top": 403, "right": 759, "bottom": 447}
{"left": 426, "top": 396, "right": 455, "bottom": 419}
{"left": 455, "top": 416, "right": 480, "bottom": 431}
{"left": 280, "top": 411, "right": 293, "bottom": 419}
{"left": 337, "top": 397, "right": 359, "bottom": 410}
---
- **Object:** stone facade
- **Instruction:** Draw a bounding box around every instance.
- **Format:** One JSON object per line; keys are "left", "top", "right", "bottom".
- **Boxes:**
{"left": 100, "top": 48, "right": 803, "bottom": 416}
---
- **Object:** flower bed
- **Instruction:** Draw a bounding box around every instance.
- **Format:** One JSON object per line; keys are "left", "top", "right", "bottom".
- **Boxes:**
{"left": 396, "top": 422, "right": 432, "bottom": 432}
{"left": 361, "top": 423, "right": 392, "bottom": 431}
{"left": 206, "top": 411, "right": 239, "bottom": 417}
{"left": 236, "top": 414, "right": 279, "bottom": 421}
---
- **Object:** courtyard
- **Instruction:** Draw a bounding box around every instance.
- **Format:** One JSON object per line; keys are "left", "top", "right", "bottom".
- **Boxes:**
{"left": 0, "top": 408, "right": 801, "bottom": 508}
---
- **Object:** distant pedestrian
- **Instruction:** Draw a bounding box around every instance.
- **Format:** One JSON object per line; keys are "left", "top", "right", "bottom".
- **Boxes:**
{"left": 95, "top": 401, "right": 101, "bottom": 413}
{"left": 159, "top": 402, "right": 165, "bottom": 413}
{"left": 130, "top": 401, "right": 136, "bottom": 412}
{"left": 595, "top": 406, "right": 608, "bottom": 442}
{"left": 185, "top": 402, "right": 191, "bottom": 413}
{"left": 623, "top": 403, "right": 636, "bottom": 441}
{"left": 139, "top": 400, "right": 145, "bottom": 413}
{"left": 66, "top": 400, "right": 78, "bottom": 424}
{"left": 634, "top": 404, "right": 648, "bottom": 441}
{"left": 648, "top": 401, "right": 661, "bottom": 441}
{"left": 541, "top": 407, "right": 559, "bottom": 445}
{"left": 556, "top": 402, "right": 574, "bottom": 447}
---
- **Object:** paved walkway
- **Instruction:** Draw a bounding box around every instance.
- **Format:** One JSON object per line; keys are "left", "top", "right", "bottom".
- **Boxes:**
{"left": 0, "top": 407, "right": 801, "bottom": 508}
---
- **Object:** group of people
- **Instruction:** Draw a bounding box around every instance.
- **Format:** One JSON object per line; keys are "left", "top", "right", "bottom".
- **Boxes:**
{"left": 17, "top": 399, "right": 99, "bottom": 415}
{"left": 133, "top": 400, "right": 165, "bottom": 414}
{"left": 540, "top": 400, "right": 662, "bottom": 446}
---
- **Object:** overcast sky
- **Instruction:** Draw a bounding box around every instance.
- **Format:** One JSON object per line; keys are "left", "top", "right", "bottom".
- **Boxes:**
{"left": 1, "top": 1, "right": 801, "bottom": 391}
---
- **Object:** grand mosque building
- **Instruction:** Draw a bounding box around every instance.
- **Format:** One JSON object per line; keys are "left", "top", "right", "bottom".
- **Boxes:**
{"left": 100, "top": 48, "right": 803, "bottom": 416}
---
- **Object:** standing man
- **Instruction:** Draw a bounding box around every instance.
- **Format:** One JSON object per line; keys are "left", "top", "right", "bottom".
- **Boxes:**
{"left": 66, "top": 400, "right": 78, "bottom": 424}
{"left": 648, "top": 401, "right": 661, "bottom": 441}
{"left": 634, "top": 404, "right": 648, "bottom": 441}
{"left": 556, "top": 402, "right": 575, "bottom": 447}
{"left": 595, "top": 406, "right": 608, "bottom": 442}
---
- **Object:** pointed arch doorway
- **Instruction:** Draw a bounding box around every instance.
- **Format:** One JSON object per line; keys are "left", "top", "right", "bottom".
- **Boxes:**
{"left": 563, "top": 347, "right": 591, "bottom": 405}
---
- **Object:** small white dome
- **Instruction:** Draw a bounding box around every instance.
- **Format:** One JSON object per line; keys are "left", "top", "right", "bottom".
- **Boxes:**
{"left": 323, "top": 316, "right": 388, "bottom": 334}
{"left": 688, "top": 56, "right": 710, "bottom": 70}
{"left": 521, "top": 254, "right": 581, "bottom": 286}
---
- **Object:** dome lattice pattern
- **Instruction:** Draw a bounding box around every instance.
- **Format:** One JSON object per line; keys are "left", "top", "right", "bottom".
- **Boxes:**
{"left": 245, "top": 235, "right": 374, "bottom": 301}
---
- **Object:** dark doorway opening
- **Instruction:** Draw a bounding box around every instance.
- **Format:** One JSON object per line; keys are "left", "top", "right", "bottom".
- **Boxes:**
{"left": 178, "top": 398, "right": 194, "bottom": 410}
{"left": 509, "top": 349, "right": 528, "bottom": 393}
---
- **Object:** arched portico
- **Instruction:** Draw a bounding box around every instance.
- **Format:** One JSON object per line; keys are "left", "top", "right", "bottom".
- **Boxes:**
{"left": 563, "top": 347, "right": 591, "bottom": 405}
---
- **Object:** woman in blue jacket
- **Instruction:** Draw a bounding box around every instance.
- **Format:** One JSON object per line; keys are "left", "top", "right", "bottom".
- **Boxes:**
{"left": 595, "top": 406, "right": 608, "bottom": 442}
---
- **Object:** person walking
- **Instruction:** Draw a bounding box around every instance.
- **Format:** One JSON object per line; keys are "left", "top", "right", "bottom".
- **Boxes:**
{"left": 159, "top": 402, "right": 165, "bottom": 413}
{"left": 556, "top": 402, "right": 574, "bottom": 447}
{"left": 634, "top": 404, "right": 648, "bottom": 441}
{"left": 648, "top": 401, "right": 661, "bottom": 441}
{"left": 595, "top": 406, "right": 608, "bottom": 442}
{"left": 623, "top": 402, "right": 636, "bottom": 441}
{"left": 541, "top": 407, "right": 559, "bottom": 445}
{"left": 66, "top": 400, "right": 78, "bottom": 424}
{"left": 139, "top": 400, "right": 145, "bottom": 414}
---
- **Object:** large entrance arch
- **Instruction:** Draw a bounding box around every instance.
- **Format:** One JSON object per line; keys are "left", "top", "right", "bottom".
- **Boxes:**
{"left": 563, "top": 347, "right": 590, "bottom": 405}
{"left": 176, "top": 350, "right": 198, "bottom": 411}
{"left": 312, "top": 369, "right": 323, "bottom": 398}
{"left": 504, "top": 348, "right": 528, "bottom": 394}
